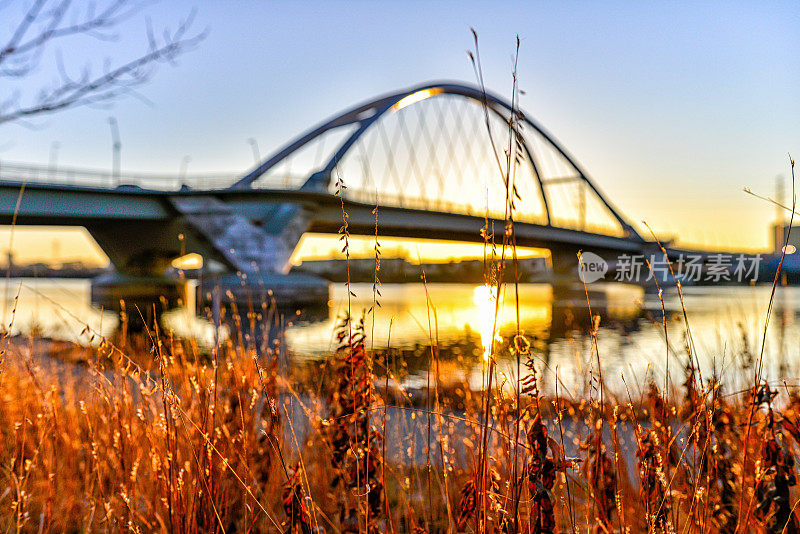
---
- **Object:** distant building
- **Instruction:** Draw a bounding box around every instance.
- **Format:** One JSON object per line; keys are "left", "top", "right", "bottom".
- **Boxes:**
{"left": 772, "top": 223, "right": 800, "bottom": 255}
{"left": 293, "top": 256, "right": 549, "bottom": 283}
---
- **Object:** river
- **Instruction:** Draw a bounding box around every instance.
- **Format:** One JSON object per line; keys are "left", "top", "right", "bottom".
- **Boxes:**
{"left": 5, "top": 278, "right": 800, "bottom": 399}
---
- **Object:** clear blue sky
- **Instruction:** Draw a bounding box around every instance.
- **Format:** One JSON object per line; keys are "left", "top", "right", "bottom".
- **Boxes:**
{"left": 0, "top": 0, "right": 798, "bottom": 261}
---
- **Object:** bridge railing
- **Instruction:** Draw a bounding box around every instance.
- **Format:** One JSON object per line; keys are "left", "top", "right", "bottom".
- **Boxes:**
{"left": 0, "top": 161, "right": 238, "bottom": 190}
{"left": 0, "top": 161, "right": 624, "bottom": 235}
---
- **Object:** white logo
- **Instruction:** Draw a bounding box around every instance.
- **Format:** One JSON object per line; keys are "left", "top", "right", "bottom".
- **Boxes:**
{"left": 578, "top": 251, "right": 608, "bottom": 283}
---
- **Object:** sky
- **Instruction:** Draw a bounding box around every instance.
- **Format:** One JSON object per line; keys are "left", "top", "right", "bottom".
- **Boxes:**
{"left": 0, "top": 0, "right": 798, "bottom": 265}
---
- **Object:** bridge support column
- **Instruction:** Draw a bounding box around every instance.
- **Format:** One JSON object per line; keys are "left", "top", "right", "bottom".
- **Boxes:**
{"left": 196, "top": 271, "right": 330, "bottom": 356}
{"left": 196, "top": 271, "right": 330, "bottom": 318}
{"left": 91, "top": 271, "right": 187, "bottom": 329}
{"left": 549, "top": 249, "right": 587, "bottom": 287}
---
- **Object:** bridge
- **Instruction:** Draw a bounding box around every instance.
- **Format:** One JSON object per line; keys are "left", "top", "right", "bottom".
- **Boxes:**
{"left": 0, "top": 82, "right": 751, "bottom": 312}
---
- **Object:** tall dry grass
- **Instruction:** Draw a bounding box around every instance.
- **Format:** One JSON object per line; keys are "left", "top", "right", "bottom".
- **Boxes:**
{"left": 4, "top": 314, "right": 800, "bottom": 533}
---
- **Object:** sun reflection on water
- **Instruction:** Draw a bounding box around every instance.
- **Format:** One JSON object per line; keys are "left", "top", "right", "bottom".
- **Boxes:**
{"left": 473, "top": 284, "right": 503, "bottom": 362}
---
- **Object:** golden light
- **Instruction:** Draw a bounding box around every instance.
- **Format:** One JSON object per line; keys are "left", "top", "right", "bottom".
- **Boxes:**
{"left": 473, "top": 284, "right": 502, "bottom": 363}
{"left": 292, "top": 234, "right": 548, "bottom": 265}
{"left": 171, "top": 252, "right": 203, "bottom": 270}
{"left": 393, "top": 88, "right": 443, "bottom": 111}
{"left": 783, "top": 244, "right": 797, "bottom": 254}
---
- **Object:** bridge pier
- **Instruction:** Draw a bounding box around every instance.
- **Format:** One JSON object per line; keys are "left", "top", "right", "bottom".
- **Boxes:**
{"left": 547, "top": 253, "right": 589, "bottom": 289}
{"left": 91, "top": 270, "right": 331, "bottom": 332}
{"left": 90, "top": 271, "right": 187, "bottom": 329}
{"left": 195, "top": 271, "right": 330, "bottom": 315}
{"left": 195, "top": 272, "right": 330, "bottom": 357}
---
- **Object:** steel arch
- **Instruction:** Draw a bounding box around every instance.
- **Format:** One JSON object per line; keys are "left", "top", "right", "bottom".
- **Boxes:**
{"left": 232, "top": 81, "right": 641, "bottom": 240}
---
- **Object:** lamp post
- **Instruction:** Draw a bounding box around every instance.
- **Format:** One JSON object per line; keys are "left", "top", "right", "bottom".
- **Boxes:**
{"left": 179, "top": 155, "right": 191, "bottom": 187}
{"left": 108, "top": 117, "right": 121, "bottom": 186}
{"left": 247, "top": 138, "right": 260, "bottom": 165}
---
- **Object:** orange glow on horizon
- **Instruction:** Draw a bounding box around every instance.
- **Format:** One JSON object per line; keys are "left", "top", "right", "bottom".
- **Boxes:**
{"left": 291, "top": 233, "right": 550, "bottom": 265}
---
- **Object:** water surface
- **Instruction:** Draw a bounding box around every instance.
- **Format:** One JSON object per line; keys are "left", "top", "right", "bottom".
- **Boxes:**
{"left": 7, "top": 278, "right": 798, "bottom": 398}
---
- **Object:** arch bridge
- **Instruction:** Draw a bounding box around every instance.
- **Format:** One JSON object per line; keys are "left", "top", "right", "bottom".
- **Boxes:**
{"left": 0, "top": 82, "right": 669, "bottom": 308}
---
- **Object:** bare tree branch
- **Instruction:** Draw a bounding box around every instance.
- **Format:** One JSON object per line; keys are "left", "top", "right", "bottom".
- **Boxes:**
{"left": 0, "top": 0, "right": 49, "bottom": 65}
{"left": 0, "top": 0, "right": 205, "bottom": 125}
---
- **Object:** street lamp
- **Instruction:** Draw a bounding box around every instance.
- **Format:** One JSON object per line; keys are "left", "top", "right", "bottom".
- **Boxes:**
{"left": 247, "top": 138, "right": 260, "bottom": 165}
{"left": 108, "top": 117, "right": 121, "bottom": 186}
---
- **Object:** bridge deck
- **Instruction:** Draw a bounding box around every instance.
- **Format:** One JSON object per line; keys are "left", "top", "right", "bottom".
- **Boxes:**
{"left": 0, "top": 181, "right": 648, "bottom": 256}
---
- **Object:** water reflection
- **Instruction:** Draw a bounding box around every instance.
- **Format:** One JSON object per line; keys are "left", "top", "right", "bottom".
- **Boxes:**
{"left": 284, "top": 282, "right": 648, "bottom": 395}
{"left": 285, "top": 283, "right": 643, "bottom": 353}
{"left": 473, "top": 284, "right": 510, "bottom": 362}
{"left": 0, "top": 279, "right": 118, "bottom": 341}
{"left": 285, "top": 282, "right": 800, "bottom": 398}
{"left": 6, "top": 278, "right": 800, "bottom": 399}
